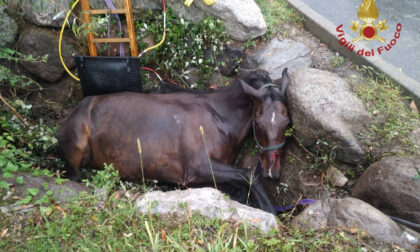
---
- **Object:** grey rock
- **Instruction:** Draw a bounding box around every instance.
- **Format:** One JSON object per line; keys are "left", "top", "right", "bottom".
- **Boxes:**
{"left": 20, "top": 0, "right": 73, "bottom": 27}
{"left": 90, "top": 0, "right": 266, "bottom": 41}
{"left": 18, "top": 26, "right": 76, "bottom": 83}
{"left": 326, "top": 166, "right": 348, "bottom": 187}
{"left": 241, "top": 39, "right": 312, "bottom": 80}
{"left": 3, "top": 172, "right": 89, "bottom": 203}
{"left": 0, "top": 6, "right": 19, "bottom": 47}
{"left": 134, "top": 187, "right": 278, "bottom": 233}
{"left": 292, "top": 197, "right": 420, "bottom": 251}
{"left": 410, "top": 127, "right": 420, "bottom": 149}
{"left": 287, "top": 68, "right": 371, "bottom": 165}
{"left": 352, "top": 156, "right": 420, "bottom": 232}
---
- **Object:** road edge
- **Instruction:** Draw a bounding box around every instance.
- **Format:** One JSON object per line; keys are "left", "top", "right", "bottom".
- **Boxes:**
{"left": 286, "top": 0, "right": 420, "bottom": 105}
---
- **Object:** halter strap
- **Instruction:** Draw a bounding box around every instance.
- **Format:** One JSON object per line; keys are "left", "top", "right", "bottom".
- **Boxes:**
{"left": 262, "top": 142, "right": 286, "bottom": 152}
{"left": 259, "top": 83, "right": 279, "bottom": 90}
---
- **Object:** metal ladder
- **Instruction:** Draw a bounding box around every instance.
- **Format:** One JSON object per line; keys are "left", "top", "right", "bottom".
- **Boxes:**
{"left": 80, "top": 0, "right": 138, "bottom": 57}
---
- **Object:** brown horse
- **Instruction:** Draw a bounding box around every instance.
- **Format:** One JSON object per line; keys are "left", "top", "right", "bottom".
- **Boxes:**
{"left": 57, "top": 69, "right": 290, "bottom": 213}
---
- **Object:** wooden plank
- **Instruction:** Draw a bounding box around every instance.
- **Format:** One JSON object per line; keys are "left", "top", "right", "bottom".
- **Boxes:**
{"left": 124, "top": 0, "right": 138, "bottom": 56}
{"left": 88, "top": 9, "right": 126, "bottom": 15}
{"left": 80, "top": 0, "right": 97, "bottom": 56}
{"left": 92, "top": 38, "right": 131, "bottom": 43}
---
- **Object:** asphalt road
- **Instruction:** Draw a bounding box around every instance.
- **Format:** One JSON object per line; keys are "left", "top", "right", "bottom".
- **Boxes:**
{"left": 299, "top": 0, "right": 420, "bottom": 82}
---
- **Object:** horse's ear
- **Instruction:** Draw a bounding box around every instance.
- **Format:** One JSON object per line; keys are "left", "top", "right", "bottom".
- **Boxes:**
{"left": 280, "top": 68, "right": 289, "bottom": 96}
{"left": 240, "top": 80, "right": 264, "bottom": 98}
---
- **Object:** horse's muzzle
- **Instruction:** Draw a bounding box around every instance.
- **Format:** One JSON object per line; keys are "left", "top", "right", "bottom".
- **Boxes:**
{"left": 262, "top": 162, "right": 280, "bottom": 179}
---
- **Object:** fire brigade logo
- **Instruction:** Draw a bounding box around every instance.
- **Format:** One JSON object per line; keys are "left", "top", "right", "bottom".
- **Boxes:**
{"left": 350, "top": 0, "right": 389, "bottom": 43}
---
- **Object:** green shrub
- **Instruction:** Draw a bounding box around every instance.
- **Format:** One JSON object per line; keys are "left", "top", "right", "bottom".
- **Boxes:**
{"left": 84, "top": 163, "right": 120, "bottom": 190}
{"left": 136, "top": 8, "right": 231, "bottom": 88}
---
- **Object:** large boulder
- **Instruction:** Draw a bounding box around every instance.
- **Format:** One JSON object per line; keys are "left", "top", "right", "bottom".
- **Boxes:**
{"left": 19, "top": 0, "right": 73, "bottom": 27}
{"left": 134, "top": 187, "right": 278, "bottom": 233}
{"left": 0, "top": 5, "right": 19, "bottom": 48}
{"left": 287, "top": 68, "right": 371, "bottom": 165}
{"left": 352, "top": 156, "right": 420, "bottom": 232}
{"left": 90, "top": 0, "right": 267, "bottom": 41}
{"left": 241, "top": 39, "right": 312, "bottom": 80}
{"left": 292, "top": 197, "right": 420, "bottom": 251}
{"left": 18, "top": 26, "right": 76, "bottom": 83}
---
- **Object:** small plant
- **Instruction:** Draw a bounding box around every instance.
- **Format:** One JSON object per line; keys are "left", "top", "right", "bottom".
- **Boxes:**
{"left": 135, "top": 9, "right": 230, "bottom": 88}
{"left": 0, "top": 99, "right": 63, "bottom": 179}
{"left": 330, "top": 55, "right": 345, "bottom": 68}
{"left": 308, "top": 138, "right": 337, "bottom": 171}
{"left": 84, "top": 163, "right": 120, "bottom": 190}
{"left": 414, "top": 168, "right": 420, "bottom": 181}
{"left": 0, "top": 48, "right": 46, "bottom": 95}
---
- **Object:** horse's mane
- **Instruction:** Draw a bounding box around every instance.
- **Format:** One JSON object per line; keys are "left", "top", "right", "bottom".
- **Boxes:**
{"left": 158, "top": 70, "right": 286, "bottom": 103}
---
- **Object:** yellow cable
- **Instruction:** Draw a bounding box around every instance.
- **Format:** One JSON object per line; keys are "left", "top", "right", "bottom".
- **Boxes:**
{"left": 59, "top": 0, "right": 80, "bottom": 81}
{"left": 138, "top": 12, "right": 166, "bottom": 57}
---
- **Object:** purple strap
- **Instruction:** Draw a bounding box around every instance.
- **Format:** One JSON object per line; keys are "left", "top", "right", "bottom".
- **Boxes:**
{"left": 275, "top": 199, "right": 318, "bottom": 212}
{"left": 103, "top": 0, "right": 125, "bottom": 56}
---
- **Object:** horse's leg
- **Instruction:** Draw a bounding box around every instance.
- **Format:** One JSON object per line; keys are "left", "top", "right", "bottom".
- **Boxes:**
{"left": 192, "top": 160, "right": 276, "bottom": 214}
{"left": 218, "top": 182, "right": 248, "bottom": 204}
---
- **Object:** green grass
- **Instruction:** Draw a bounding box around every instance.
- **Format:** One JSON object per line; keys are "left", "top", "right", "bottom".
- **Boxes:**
{"left": 0, "top": 189, "right": 373, "bottom": 251}
{"left": 354, "top": 66, "right": 419, "bottom": 156}
{"left": 255, "top": 0, "right": 304, "bottom": 34}
{"left": 330, "top": 56, "right": 345, "bottom": 68}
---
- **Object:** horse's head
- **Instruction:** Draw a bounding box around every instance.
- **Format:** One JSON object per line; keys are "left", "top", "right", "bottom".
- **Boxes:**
{"left": 240, "top": 69, "right": 290, "bottom": 179}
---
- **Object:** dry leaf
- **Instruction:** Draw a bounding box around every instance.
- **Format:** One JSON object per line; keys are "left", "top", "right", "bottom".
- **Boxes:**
{"left": 1, "top": 228, "right": 8, "bottom": 238}
{"left": 91, "top": 216, "right": 98, "bottom": 222}
{"left": 249, "top": 219, "right": 261, "bottom": 223}
{"left": 54, "top": 206, "right": 66, "bottom": 216}
{"left": 123, "top": 232, "right": 133, "bottom": 238}
{"left": 112, "top": 192, "right": 120, "bottom": 200}
{"left": 410, "top": 101, "right": 419, "bottom": 114}
{"left": 161, "top": 229, "right": 167, "bottom": 242}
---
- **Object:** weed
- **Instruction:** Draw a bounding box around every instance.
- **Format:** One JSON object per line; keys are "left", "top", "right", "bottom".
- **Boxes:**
{"left": 83, "top": 163, "right": 119, "bottom": 191}
{"left": 0, "top": 188, "right": 389, "bottom": 250}
{"left": 414, "top": 168, "right": 420, "bottom": 181}
{"left": 255, "top": 0, "right": 304, "bottom": 35}
{"left": 354, "top": 66, "right": 419, "bottom": 156}
{"left": 135, "top": 9, "right": 230, "bottom": 88}
{"left": 200, "top": 125, "right": 217, "bottom": 190}
{"left": 0, "top": 48, "right": 46, "bottom": 94}
{"left": 330, "top": 55, "right": 345, "bottom": 68}
{"left": 137, "top": 138, "right": 147, "bottom": 192}
{"left": 0, "top": 99, "right": 63, "bottom": 184}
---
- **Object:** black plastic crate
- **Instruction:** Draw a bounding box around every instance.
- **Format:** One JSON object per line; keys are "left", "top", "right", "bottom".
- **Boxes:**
{"left": 74, "top": 56, "right": 142, "bottom": 97}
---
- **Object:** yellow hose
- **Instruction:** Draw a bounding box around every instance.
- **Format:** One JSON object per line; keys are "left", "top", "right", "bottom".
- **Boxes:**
{"left": 138, "top": 12, "right": 166, "bottom": 57}
{"left": 59, "top": 0, "right": 80, "bottom": 81}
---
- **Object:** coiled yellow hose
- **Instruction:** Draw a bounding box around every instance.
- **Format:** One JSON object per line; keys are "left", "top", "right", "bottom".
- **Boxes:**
{"left": 59, "top": 0, "right": 81, "bottom": 81}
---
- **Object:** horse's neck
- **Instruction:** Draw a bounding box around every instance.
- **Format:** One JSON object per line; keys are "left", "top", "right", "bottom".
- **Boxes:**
{"left": 209, "top": 85, "right": 254, "bottom": 143}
